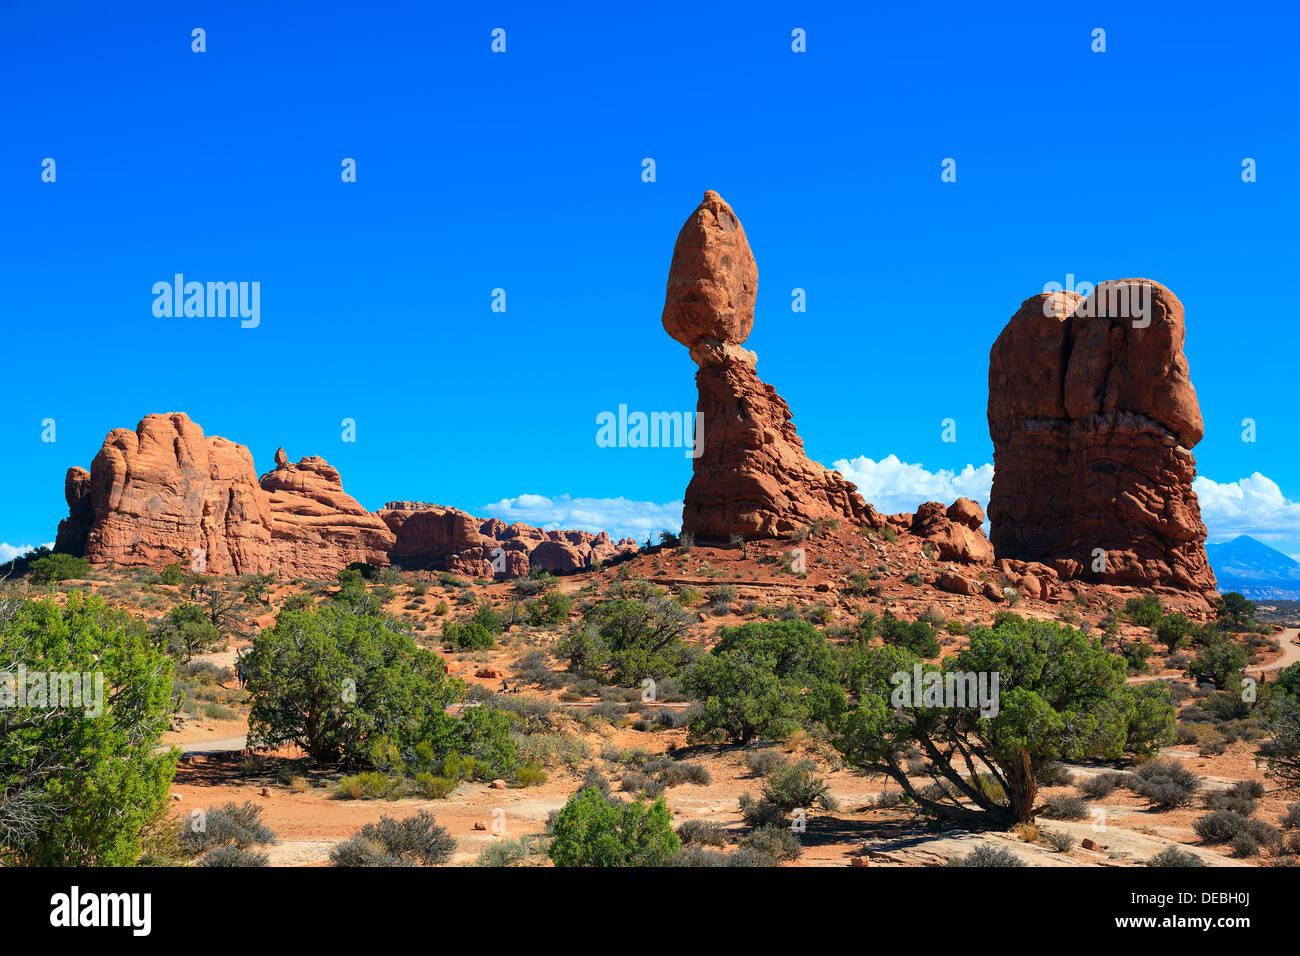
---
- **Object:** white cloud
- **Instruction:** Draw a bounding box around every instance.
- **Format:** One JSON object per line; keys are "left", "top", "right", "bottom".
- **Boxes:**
{"left": 1194, "top": 473, "right": 1300, "bottom": 552}
{"left": 0, "top": 542, "right": 52, "bottom": 563}
{"left": 476, "top": 467, "right": 1300, "bottom": 557}
{"left": 831, "top": 454, "right": 994, "bottom": 515}
{"left": 480, "top": 494, "right": 683, "bottom": 542}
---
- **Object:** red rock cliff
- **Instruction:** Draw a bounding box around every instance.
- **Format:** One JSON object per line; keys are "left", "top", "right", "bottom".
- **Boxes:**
{"left": 987, "top": 280, "right": 1216, "bottom": 595}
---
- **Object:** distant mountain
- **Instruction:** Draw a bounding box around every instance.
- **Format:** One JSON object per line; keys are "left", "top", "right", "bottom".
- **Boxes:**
{"left": 1207, "top": 535, "right": 1300, "bottom": 599}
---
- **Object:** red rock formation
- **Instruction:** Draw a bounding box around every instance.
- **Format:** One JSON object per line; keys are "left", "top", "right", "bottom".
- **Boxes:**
{"left": 77, "top": 413, "right": 275, "bottom": 574}
{"left": 54, "top": 466, "right": 92, "bottom": 555}
{"left": 378, "top": 502, "right": 640, "bottom": 576}
{"left": 259, "top": 453, "right": 395, "bottom": 578}
{"left": 910, "top": 498, "right": 994, "bottom": 565}
{"left": 987, "top": 279, "right": 1216, "bottom": 595}
{"left": 379, "top": 502, "right": 491, "bottom": 572}
{"left": 55, "top": 416, "right": 642, "bottom": 580}
{"left": 664, "top": 191, "right": 875, "bottom": 539}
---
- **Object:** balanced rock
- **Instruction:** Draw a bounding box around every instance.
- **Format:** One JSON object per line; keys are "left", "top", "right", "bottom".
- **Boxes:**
{"left": 259, "top": 453, "right": 395, "bottom": 578}
{"left": 987, "top": 279, "right": 1215, "bottom": 595}
{"left": 664, "top": 191, "right": 874, "bottom": 539}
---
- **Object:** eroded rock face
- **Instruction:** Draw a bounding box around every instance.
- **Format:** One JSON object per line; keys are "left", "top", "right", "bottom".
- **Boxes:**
{"left": 54, "top": 466, "right": 93, "bottom": 555}
{"left": 380, "top": 503, "right": 489, "bottom": 572}
{"left": 378, "top": 502, "right": 640, "bottom": 576}
{"left": 54, "top": 417, "right": 642, "bottom": 580}
{"left": 910, "top": 499, "right": 994, "bottom": 565}
{"left": 259, "top": 453, "right": 395, "bottom": 578}
{"left": 78, "top": 413, "right": 275, "bottom": 574}
{"left": 987, "top": 279, "right": 1215, "bottom": 595}
{"left": 662, "top": 190, "right": 758, "bottom": 349}
{"left": 664, "top": 191, "right": 874, "bottom": 540}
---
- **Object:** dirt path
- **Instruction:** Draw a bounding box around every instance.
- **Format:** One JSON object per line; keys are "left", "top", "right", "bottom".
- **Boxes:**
{"left": 1128, "top": 626, "right": 1299, "bottom": 684}
{"left": 1247, "top": 626, "right": 1300, "bottom": 675}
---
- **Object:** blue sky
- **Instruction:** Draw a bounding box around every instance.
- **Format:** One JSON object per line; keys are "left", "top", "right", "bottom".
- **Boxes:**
{"left": 2, "top": 1, "right": 1298, "bottom": 562}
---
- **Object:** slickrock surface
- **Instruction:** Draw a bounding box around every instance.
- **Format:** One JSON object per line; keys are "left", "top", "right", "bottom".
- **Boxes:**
{"left": 987, "top": 279, "right": 1215, "bottom": 595}
{"left": 663, "top": 191, "right": 878, "bottom": 540}
{"left": 259, "top": 454, "right": 396, "bottom": 579}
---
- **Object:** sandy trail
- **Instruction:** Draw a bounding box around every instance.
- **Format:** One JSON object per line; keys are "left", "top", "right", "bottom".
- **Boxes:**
{"left": 1128, "top": 626, "right": 1299, "bottom": 684}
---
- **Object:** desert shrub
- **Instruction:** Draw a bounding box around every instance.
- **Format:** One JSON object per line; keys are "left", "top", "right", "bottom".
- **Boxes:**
{"left": 1040, "top": 794, "right": 1089, "bottom": 821}
{"left": 839, "top": 614, "right": 1176, "bottom": 825}
{"left": 739, "top": 825, "right": 802, "bottom": 862}
{"left": 1175, "top": 724, "right": 1199, "bottom": 745}
{"left": 557, "top": 597, "right": 694, "bottom": 685}
{"left": 1202, "top": 780, "right": 1263, "bottom": 814}
{"left": 761, "top": 762, "right": 836, "bottom": 811}
{"left": 244, "top": 604, "right": 461, "bottom": 765}
{"left": 160, "top": 562, "right": 186, "bottom": 586}
{"left": 469, "top": 601, "right": 503, "bottom": 634}
{"left": 1156, "top": 612, "right": 1196, "bottom": 652}
{"left": 1216, "top": 592, "right": 1257, "bottom": 627}
{"left": 1193, "top": 810, "right": 1279, "bottom": 847}
{"left": 1147, "top": 846, "right": 1205, "bottom": 867}
{"left": 1282, "top": 803, "right": 1300, "bottom": 829}
{"left": 676, "top": 586, "right": 705, "bottom": 607}
{"left": 1231, "top": 832, "right": 1261, "bottom": 857}
{"left": 685, "top": 619, "right": 844, "bottom": 745}
{"left": 26, "top": 552, "right": 90, "bottom": 584}
{"left": 649, "top": 707, "right": 689, "bottom": 729}
{"left": 335, "top": 771, "right": 401, "bottom": 800}
{"left": 1123, "top": 640, "right": 1153, "bottom": 674}
{"left": 0, "top": 593, "right": 176, "bottom": 866}
{"left": 151, "top": 602, "right": 221, "bottom": 662}
{"left": 197, "top": 846, "right": 269, "bottom": 867}
{"left": 1079, "top": 772, "right": 1126, "bottom": 800}
{"left": 514, "top": 762, "right": 548, "bottom": 787}
{"left": 548, "top": 788, "right": 679, "bottom": 867}
{"left": 671, "top": 846, "right": 734, "bottom": 867}
{"left": 878, "top": 614, "right": 940, "bottom": 657}
{"left": 413, "top": 773, "right": 456, "bottom": 799}
{"left": 1123, "top": 595, "right": 1164, "bottom": 628}
{"left": 514, "top": 572, "right": 556, "bottom": 597}
{"left": 1043, "top": 830, "right": 1074, "bottom": 853}
{"left": 1188, "top": 634, "right": 1248, "bottom": 689}
{"left": 580, "top": 766, "right": 610, "bottom": 794}
{"left": 738, "top": 793, "right": 787, "bottom": 829}
{"left": 178, "top": 801, "right": 276, "bottom": 856}
{"left": 946, "top": 845, "right": 1025, "bottom": 867}
{"left": 620, "top": 770, "right": 664, "bottom": 797}
{"left": 443, "top": 619, "right": 495, "bottom": 650}
{"left": 1037, "top": 762, "right": 1076, "bottom": 787}
{"left": 475, "top": 833, "right": 548, "bottom": 867}
{"left": 330, "top": 811, "right": 456, "bottom": 866}
{"left": 708, "top": 584, "right": 738, "bottom": 614}
{"left": 648, "top": 758, "right": 711, "bottom": 788}
{"left": 676, "top": 819, "right": 729, "bottom": 847}
{"left": 526, "top": 591, "right": 571, "bottom": 625}
{"left": 1129, "top": 759, "right": 1200, "bottom": 810}
{"left": 281, "top": 591, "right": 314, "bottom": 612}
{"left": 744, "top": 750, "right": 788, "bottom": 777}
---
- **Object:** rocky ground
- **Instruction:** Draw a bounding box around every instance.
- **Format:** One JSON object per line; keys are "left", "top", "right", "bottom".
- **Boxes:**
{"left": 15, "top": 520, "right": 1297, "bottom": 868}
